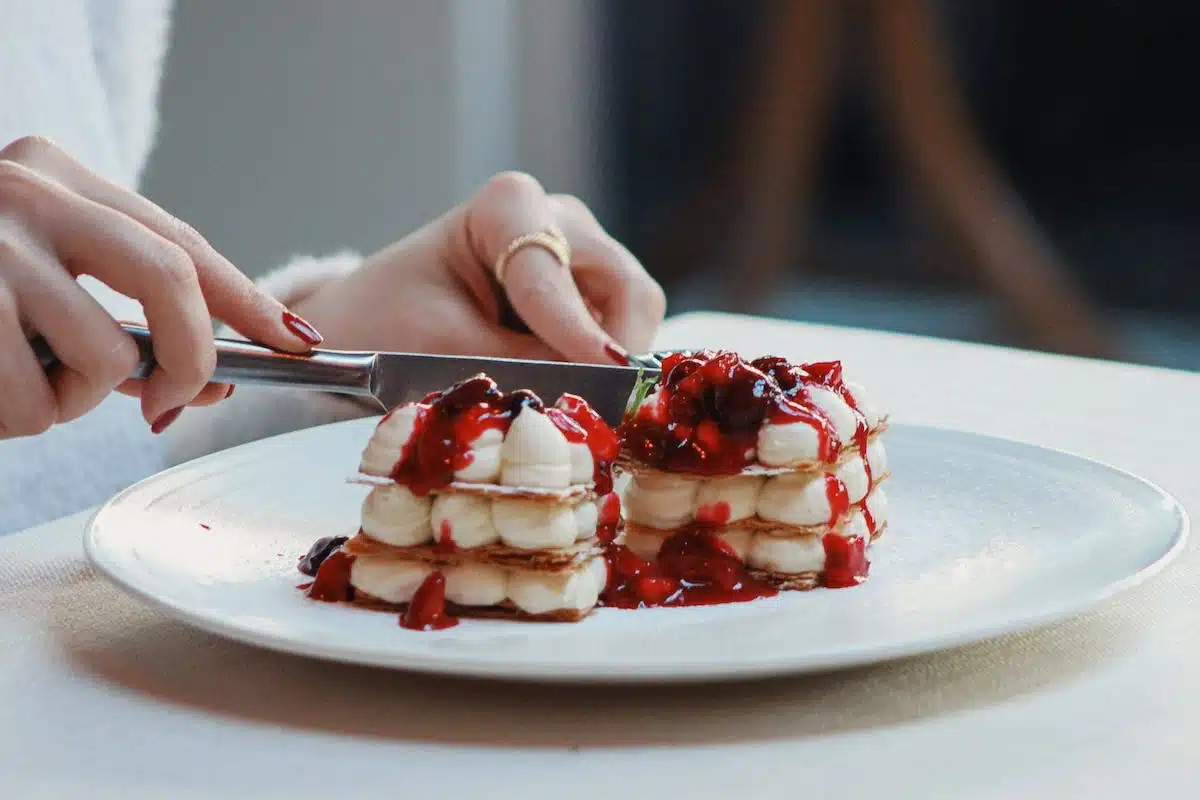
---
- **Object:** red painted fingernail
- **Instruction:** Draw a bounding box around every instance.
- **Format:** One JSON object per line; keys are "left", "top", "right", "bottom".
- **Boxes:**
{"left": 282, "top": 310, "right": 323, "bottom": 346}
{"left": 151, "top": 406, "right": 184, "bottom": 434}
{"left": 224, "top": 385, "right": 236, "bottom": 399}
{"left": 604, "top": 342, "right": 630, "bottom": 365}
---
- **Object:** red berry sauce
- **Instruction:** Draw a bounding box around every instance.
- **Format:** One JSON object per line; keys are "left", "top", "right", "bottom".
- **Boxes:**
{"left": 695, "top": 501, "right": 732, "bottom": 526}
{"left": 388, "top": 377, "right": 517, "bottom": 496}
{"left": 306, "top": 550, "right": 355, "bottom": 603}
{"left": 380, "top": 376, "right": 616, "bottom": 496}
{"left": 548, "top": 393, "right": 620, "bottom": 495}
{"left": 597, "top": 492, "right": 622, "bottom": 543}
{"left": 601, "top": 529, "right": 777, "bottom": 609}
{"left": 823, "top": 474, "right": 850, "bottom": 526}
{"left": 400, "top": 572, "right": 459, "bottom": 630}
{"left": 822, "top": 533, "right": 870, "bottom": 588}
{"left": 435, "top": 520, "right": 458, "bottom": 553}
{"left": 620, "top": 351, "right": 869, "bottom": 475}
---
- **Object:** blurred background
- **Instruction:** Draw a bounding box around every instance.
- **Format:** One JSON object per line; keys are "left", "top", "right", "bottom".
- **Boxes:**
{"left": 143, "top": 0, "right": 1198, "bottom": 370}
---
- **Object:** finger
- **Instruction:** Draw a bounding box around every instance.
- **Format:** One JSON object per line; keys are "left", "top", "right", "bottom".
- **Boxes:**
{"left": 25, "top": 176, "right": 218, "bottom": 424}
{"left": 4, "top": 240, "right": 140, "bottom": 423}
{"left": 466, "top": 172, "right": 622, "bottom": 364}
{"left": 116, "top": 379, "right": 233, "bottom": 407}
{"left": 0, "top": 280, "right": 56, "bottom": 437}
{"left": 549, "top": 194, "right": 666, "bottom": 355}
{"left": 1, "top": 135, "right": 321, "bottom": 352}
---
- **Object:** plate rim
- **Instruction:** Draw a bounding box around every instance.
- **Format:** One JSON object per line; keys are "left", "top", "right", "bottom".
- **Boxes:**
{"left": 83, "top": 421, "right": 1191, "bottom": 684}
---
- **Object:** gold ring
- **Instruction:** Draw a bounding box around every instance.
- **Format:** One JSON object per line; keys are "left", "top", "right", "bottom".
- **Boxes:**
{"left": 493, "top": 225, "right": 571, "bottom": 284}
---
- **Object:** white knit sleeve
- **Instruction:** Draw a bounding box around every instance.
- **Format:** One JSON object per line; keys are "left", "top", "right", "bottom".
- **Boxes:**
{"left": 86, "top": 0, "right": 172, "bottom": 186}
{"left": 165, "top": 251, "right": 377, "bottom": 465}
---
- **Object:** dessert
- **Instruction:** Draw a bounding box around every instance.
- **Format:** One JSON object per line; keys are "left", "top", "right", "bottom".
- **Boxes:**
{"left": 613, "top": 350, "right": 889, "bottom": 602}
{"left": 298, "top": 350, "right": 891, "bottom": 629}
{"left": 298, "top": 375, "right": 620, "bottom": 629}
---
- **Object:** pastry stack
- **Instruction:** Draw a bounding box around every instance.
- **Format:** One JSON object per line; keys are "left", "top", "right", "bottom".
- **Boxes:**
{"left": 619, "top": 351, "right": 889, "bottom": 590}
{"left": 336, "top": 376, "right": 617, "bottom": 623}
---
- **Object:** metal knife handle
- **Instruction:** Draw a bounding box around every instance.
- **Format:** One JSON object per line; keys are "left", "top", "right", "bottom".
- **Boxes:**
{"left": 32, "top": 322, "right": 376, "bottom": 398}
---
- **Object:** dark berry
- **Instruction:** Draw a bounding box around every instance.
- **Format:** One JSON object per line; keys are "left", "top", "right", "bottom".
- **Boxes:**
{"left": 298, "top": 535, "right": 348, "bottom": 576}
{"left": 716, "top": 376, "right": 771, "bottom": 431}
{"left": 437, "top": 375, "right": 501, "bottom": 411}
{"left": 506, "top": 388, "right": 545, "bottom": 412}
{"left": 665, "top": 357, "right": 703, "bottom": 387}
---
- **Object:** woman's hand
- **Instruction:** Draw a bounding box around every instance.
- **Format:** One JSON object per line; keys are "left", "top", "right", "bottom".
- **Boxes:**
{"left": 290, "top": 172, "right": 666, "bottom": 364}
{"left": 0, "top": 136, "right": 323, "bottom": 439}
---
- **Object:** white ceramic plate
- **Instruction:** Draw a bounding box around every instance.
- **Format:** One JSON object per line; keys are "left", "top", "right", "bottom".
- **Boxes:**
{"left": 85, "top": 420, "right": 1188, "bottom": 684}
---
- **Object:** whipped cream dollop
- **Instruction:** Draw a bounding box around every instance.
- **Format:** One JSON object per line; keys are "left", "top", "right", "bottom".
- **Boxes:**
{"left": 491, "top": 497, "right": 578, "bottom": 549}
{"left": 566, "top": 441, "right": 594, "bottom": 485}
{"left": 444, "top": 563, "right": 508, "bottom": 606}
{"left": 454, "top": 428, "right": 504, "bottom": 483}
{"left": 694, "top": 475, "right": 763, "bottom": 523}
{"left": 756, "top": 384, "right": 877, "bottom": 468}
{"left": 624, "top": 472, "right": 699, "bottom": 530}
{"left": 431, "top": 494, "right": 498, "bottom": 548}
{"left": 574, "top": 500, "right": 599, "bottom": 541}
{"left": 756, "top": 454, "right": 874, "bottom": 526}
{"left": 360, "top": 404, "right": 423, "bottom": 477}
{"left": 361, "top": 485, "right": 432, "bottom": 546}
{"left": 349, "top": 556, "right": 606, "bottom": 615}
{"left": 756, "top": 421, "right": 823, "bottom": 469}
{"left": 348, "top": 557, "right": 431, "bottom": 602}
{"left": 750, "top": 506, "right": 875, "bottom": 573}
{"left": 746, "top": 533, "right": 826, "bottom": 574}
{"left": 500, "top": 408, "right": 572, "bottom": 488}
{"left": 506, "top": 557, "right": 608, "bottom": 615}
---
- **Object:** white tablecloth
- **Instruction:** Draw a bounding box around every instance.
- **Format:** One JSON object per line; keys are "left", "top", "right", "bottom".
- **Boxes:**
{"left": 2, "top": 312, "right": 1197, "bottom": 798}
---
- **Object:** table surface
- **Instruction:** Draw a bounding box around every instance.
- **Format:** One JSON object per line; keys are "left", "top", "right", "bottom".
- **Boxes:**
{"left": 2, "top": 311, "right": 1197, "bottom": 799}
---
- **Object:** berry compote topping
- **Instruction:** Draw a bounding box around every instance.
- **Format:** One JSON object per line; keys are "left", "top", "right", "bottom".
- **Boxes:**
{"left": 596, "top": 492, "right": 622, "bottom": 543}
{"left": 383, "top": 376, "right": 616, "bottom": 496}
{"left": 822, "top": 533, "right": 870, "bottom": 588}
{"left": 389, "top": 376, "right": 512, "bottom": 495}
{"left": 548, "top": 393, "right": 620, "bottom": 495}
{"left": 824, "top": 474, "right": 850, "bottom": 526}
{"left": 306, "top": 549, "right": 356, "bottom": 603}
{"left": 862, "top": 505, "right": 878, "bottom": 537}
{"left": 619, "top": 350, "right": 868, "bottom": 475}
{"left": 400, "top": 572, "right": 459, "bottom": 630}
{"left": 601, "top": 529, "right": 777, "bottom": 609}
{"left": 435, "top": 520, "right": 458, "bottom": 553}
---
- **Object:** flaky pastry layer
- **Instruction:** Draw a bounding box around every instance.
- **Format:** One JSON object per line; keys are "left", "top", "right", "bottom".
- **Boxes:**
{"left": 342, "top": 532, "right": 601, "bottom": 572}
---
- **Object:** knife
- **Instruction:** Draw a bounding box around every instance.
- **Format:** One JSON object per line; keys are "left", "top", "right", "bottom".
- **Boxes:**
{"left": 31, "top": 323, "right": 669, "bottom": 426}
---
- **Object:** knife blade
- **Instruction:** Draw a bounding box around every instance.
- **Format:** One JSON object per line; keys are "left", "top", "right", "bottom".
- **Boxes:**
{"left": 31, "top": 323, "right": 667, "bottom": 426}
